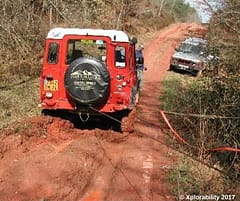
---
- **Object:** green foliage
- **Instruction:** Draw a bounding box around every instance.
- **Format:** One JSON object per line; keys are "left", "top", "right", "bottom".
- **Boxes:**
{"left": 207, "top": 0, "right": 240, "bottom": 74}
{"left": 150, "top": 0, "right": 198, "bottom": 22}
{"left": 169, "top": 0, "right": 197, "bottom": 22}
{"left": 160, "top": 76, "right": 184, "bottom": 112}
{"left": 168, "top": 157, "right": 239, "bottom": 198}
{"left": 206, "top": 0, "right": 240, "bottom": 160}
{"left": 168, "top": 159, "right": 200, "bottom": 197}
{"left": 161, "top": 73, "right": 240, "bottom": 178}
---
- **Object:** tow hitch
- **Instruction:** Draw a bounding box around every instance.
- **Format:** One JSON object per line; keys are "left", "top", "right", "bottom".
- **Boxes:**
{"left": 78, "top": 112, "right": 90, "bottom": 122}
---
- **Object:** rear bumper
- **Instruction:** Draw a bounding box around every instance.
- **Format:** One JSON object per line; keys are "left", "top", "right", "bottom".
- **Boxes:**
{"left": 39, "top": 99, "right": 130, "bottom": 114}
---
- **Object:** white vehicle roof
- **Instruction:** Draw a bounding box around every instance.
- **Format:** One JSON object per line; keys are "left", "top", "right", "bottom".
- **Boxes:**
{"left": 183, "top": 37, "right": 208, "bottom": 46}
{"left": 47, "top": 28, "right": 130, "bottom": 42}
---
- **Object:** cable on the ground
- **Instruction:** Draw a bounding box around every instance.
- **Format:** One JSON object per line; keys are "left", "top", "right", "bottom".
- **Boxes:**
{"left": 94, "top": 134, "right": 144, "bottom": 201}
{"left": 90, "top": 106, "right": 122, "bottom": 124}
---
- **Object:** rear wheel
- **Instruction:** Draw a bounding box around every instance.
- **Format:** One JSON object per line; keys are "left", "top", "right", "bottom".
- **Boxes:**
{"left": 192, "top": 69, "right": 202, "bottom": 77}
{"left": 120, "top": 108, "right": 136, "bottom": 133}
{"left": 169, "top": 65, "right": 174, "bottom": 71}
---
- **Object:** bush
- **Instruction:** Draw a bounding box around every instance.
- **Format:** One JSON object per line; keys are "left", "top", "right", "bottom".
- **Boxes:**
{"left": 161, "top": 0, "right": 240, "bottom": 180}
{"left": 161, "top": 74, "right": 240, "bottom": 178}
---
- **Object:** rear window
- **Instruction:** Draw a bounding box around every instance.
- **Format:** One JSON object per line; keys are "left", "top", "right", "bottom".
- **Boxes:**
{"left": 47, "top": 43, "right": 59, "bottom": 64}
{"left": 66, "top": 39, "right": 106, "bottom": 64}
{"left": 115, "top": 46, "right": 126, "bottom": 68}
{"left": 180, "top": 43, "right": 202, "bottom": 54}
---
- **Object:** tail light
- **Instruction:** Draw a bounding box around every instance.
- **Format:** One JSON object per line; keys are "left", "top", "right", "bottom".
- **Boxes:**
{"left": 122, "top": 81, "right": 127, "bottom": 87}
{"left": 46, "top": 92, "right": 53, "bottom": 99}
{"left": 116, "top": 75, "right": 123, "bottom": 81}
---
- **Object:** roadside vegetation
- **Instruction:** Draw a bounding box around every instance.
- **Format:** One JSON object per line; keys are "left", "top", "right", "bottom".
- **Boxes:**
{"left": 161, "top": 0, "right": 240, "bottom": 197}
{"left": 168, "top": 156, "right": 237, "bottom": 200}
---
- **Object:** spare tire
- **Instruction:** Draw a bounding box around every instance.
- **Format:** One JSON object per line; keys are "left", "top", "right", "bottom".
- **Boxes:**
{"left": 64, "top": 57, "right": 110, "bottom": 107}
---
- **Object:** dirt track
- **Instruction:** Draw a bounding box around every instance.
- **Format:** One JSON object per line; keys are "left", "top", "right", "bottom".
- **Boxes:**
{"left": 0, "top": 23, "right": 201, "bottom": 201}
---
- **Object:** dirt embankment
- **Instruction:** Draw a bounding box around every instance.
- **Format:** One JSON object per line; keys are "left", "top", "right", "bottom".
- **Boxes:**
{"left": 0, "top": 23, "right": 201, "bottom": 201}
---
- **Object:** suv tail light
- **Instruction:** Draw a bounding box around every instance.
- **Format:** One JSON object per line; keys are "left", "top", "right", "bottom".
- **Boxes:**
{"left": 46, "top": 92, "right": 53, "bottom": 98}
{"left": 122, "top": 81, "right": 127, "bottom": 87}
{"left": 116, "top": 75, "right": 124, "bottom": 81}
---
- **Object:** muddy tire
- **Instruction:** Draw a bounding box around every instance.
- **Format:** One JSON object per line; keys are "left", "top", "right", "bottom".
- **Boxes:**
{"left": 121, "top": 108, "right": 136, "bottom": 133}
{"left": 192, "top": 69, "right": 202, "bottom": 77}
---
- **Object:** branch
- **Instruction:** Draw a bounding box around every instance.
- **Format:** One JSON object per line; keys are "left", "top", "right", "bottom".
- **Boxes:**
{"left": 48, "top": 0, "right": 72, "bottom": 25}
{"left": 202, "top": 0, "right": 215, "bottom": 13}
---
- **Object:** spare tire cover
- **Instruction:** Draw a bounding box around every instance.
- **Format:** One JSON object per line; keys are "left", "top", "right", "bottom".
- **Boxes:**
{"left": 64, "top": 57, "right": 110, "bottom": 107}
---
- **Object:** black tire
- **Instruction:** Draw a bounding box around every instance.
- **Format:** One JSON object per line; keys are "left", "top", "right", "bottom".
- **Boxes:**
{"left": 169, "top": 65, "right": 174, "bottom": 71}
{"left": 192, "top": 69, "right": 202, "bottom": 77}
{"left": 64, "top": 57, "right": 110, "bottom": 108}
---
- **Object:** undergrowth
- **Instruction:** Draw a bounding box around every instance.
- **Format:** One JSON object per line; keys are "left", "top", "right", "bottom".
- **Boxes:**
{"left": 161, "top": 71, "right": 240, "bottom": 195}
{"left": 0, "top": 78, "right": 40, "bottom": 129}
{"left": 168, "top": 157, "right": 239, "bottom": 200}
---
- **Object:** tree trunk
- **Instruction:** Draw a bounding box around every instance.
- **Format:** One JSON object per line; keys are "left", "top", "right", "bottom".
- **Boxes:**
{"left": 158, "top": 0, "right": 165, "bottom": 17}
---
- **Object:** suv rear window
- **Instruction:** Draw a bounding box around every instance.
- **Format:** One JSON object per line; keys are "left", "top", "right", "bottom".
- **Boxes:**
{"left": 47, "top": 42, "right": 59, "bottom": 64}
{"left": 179, "top": 43, "right": 201, "bottom": 54}
{"left": 66, "top": 39, "right": 106, "bottom": 64}
{"left": 115, "top": 46, "right": 126, "bottom": 68}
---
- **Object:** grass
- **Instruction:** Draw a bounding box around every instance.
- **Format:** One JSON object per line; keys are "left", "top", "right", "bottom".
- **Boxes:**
{"left": 160, "top": 71, "right": 195, "bottom": 111}
{"left": 0, "top": 78, "right": 41, "bottom": 129}
{"left": 168, "top": 158, "right": 200, "bottom": 198}
{"left": 167, "top": 156, "right": 237, "bottom": 200}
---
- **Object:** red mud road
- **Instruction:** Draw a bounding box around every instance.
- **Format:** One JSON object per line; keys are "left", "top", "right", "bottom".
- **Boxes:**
{"left": 0, "top": 23, "right": 201, "bottom": 201}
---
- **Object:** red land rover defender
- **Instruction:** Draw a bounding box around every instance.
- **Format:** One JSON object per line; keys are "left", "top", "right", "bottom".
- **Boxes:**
{"left": 39, "top": 28, "right": 141, "bottom": 132}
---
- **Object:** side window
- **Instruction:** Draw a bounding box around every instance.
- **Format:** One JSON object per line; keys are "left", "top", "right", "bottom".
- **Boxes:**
{"left": 47, "top": 43, "right": 59, "bottom": 64}
{"left": 115, "top": 46, "right": 126, "bottom": 68}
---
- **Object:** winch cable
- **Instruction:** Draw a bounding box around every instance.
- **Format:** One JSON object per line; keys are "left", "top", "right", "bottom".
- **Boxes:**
{"left": 90, "top": 107, "right": 240, "bottom": 189}
{"left": 160, "top": 109, "right": 240, "bottom": 154}
{"left": 134, "top": 107, "right": 240, "bottom": 176}
{"left": 94, "top": 133, "right": 144, "bottom": 201}
{"left": 0, "top": 77, "right": 36, "bottom": 91}
{"left": 89, "top": 106, "right": 122, "bottom": 124}
{"left": 89, "top": 106, "right": 240, "bottom": 179}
